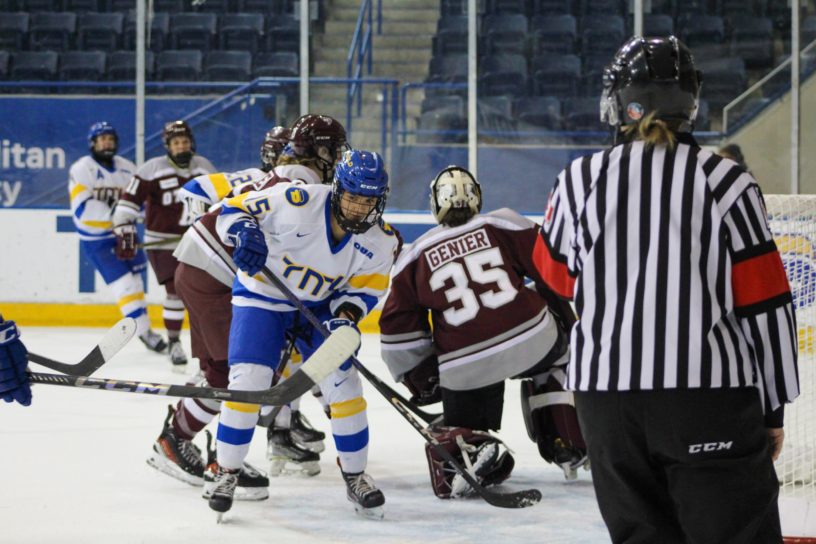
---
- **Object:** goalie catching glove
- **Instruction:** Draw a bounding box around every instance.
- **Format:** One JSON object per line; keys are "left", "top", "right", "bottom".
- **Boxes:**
{"left": 424, "top": 426, "right": 515, "bottom": 499}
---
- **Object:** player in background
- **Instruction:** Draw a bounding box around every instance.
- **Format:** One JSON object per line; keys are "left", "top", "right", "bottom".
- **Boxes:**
{"left": 147, "top": 118, "right": 349, "bottom": 498}
{"left": 207, "top": 150, "right": 397, "bottom": 519}
{"left": 379, "top": 166, "right": 587, "bottom": 499}
{"left": 0, "top": 315, "right": 31, "bottom": 407}
{"left": 112, "top": 120, "right": 216, "bottom": 371}
{"left": 68, "top": 123, "right": 166, "bottom": 352}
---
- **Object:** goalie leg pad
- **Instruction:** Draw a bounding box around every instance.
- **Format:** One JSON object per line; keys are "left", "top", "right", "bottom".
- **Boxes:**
{"left": 424, "top": 426, "right": 515, "bottom": 499}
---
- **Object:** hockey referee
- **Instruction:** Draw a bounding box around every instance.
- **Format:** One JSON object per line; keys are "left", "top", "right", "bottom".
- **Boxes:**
{"left": 533, "top": 36, "right": 799, "bottom": 544}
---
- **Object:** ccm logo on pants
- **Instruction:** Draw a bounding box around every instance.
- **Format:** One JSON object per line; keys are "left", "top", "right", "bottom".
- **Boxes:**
{"left": 689, "top": 441, "right": 733, "bottom": 454}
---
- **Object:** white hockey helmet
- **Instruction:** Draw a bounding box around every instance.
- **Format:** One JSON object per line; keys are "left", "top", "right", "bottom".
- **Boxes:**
{"left": 429, "top": 166, "right": 482, "bottom": 226}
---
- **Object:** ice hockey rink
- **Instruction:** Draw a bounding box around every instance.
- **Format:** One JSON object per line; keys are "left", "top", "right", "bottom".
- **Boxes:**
{"left": 0, "top": 327, "right": 609, "bottom": 544}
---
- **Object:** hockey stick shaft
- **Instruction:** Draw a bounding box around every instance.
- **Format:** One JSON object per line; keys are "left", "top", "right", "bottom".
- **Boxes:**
{"left": 29, "top": 325, "right": 360, "bottom": 406}
{"left": 260, "top": 267, "right": 541, "bottom": 508}
{"left": 27, "top": 318, "right": 137, "bottom": 376}
{"left": 138, "top": 237, "right": 183, "bottom": 249}
{"left": 260, "top": 267, "right": 440, "bottom": 425}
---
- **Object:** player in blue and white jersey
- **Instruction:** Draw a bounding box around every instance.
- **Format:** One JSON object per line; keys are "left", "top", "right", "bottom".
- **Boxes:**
{"left": 68, "top": 122, "right": 165, "bottom": 352}
{"left": 207, "top": 150, "right": 398, "bottom": 519}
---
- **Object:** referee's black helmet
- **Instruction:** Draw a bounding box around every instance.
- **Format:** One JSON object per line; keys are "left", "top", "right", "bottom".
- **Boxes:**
{"left": 600, "top": 36, "right": 702, "bottom": 132}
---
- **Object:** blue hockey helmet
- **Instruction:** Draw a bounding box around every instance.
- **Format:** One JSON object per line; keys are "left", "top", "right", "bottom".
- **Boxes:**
{"left": 87, "top": 121, "right": 118, "bottom": 149}
{"left": 331, "top": 149, "right": 389, "bottom": 234}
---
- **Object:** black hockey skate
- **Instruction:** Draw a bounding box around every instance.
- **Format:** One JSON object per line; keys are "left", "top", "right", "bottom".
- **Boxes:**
{"left": 139, "top": 329, "right": 167, "bottom": 353}
{"left": 168, "top": 339, "right": 187, "bottom": 372}
{"left": 290, "top": 410, "right": 326, "bottom": 453}
{"left": 207, "top": 464, "right": 239, "bottom": 521}
{"left": 201, "top": 431, "right": 270, "bottom": 501}
{"left": 267, "top": 428, "right": 321, "bottom": 476}
{"left": 146, "top": 405, "right": 205, "bottom": 486}
{"left": 553, "top": 438, "right": 590, "bottom": 481}
{"left": 342, "top": 470, "right": 385, "bottom": 519}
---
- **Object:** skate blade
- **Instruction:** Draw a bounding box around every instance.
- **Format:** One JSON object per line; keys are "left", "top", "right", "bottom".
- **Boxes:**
{"left": 203, "top": 486, "right": 269, "bottom": 502}
{"left": 146, "top": 454, "right": 204, "bottom": 486}
{"left": 268, "top": 459, "right": 321, "bottom": 477}
{"left": 171, "top": 363, "right": 188, "bottom": 374}
{"left": 353, "top": 504, "right": 384, "bottom": 520}
{"left": 216, "top": 512, "right": 225, "bottom": 524}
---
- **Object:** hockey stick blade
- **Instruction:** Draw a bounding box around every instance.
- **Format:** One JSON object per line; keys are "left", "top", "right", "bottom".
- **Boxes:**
{"left": 29, "top": 326, "right": 360, "bottom": 405}
{"left": 259, "top": 267, "right": 442, "bottom": 425}
{"left": 27, "top": 318, "right": 137, "bottom": 376}
{"left": 391, "top": 397, "right": 542, "bottom": 509}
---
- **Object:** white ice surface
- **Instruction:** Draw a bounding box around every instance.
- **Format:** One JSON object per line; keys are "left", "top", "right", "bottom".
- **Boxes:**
{"left": 0, "top": 327, "right": 609, "bottom": 544}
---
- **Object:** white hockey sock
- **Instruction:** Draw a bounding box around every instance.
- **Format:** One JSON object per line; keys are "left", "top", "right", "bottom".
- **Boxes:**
{"left": 108, "top": 273, "right": 148, "bottom": 324}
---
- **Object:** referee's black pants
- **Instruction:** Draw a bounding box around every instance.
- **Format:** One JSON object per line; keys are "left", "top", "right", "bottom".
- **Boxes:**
{"left": 575, "top": 388, "right": 781, "bottom": 544}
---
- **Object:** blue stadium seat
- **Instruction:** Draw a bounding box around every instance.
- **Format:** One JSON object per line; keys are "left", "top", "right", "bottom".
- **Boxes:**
{"left": 239, "top": 0, "right": 289, "bottom": 13}
{"left": 64, "top": 0, "right": 100, "bottom": 12}
{"left": 515, "top": 95, "right": 561, "bottom": 129}
{"left": 78, "top": 12, "right": 124, "bottom": 51}
{"left": 719, "top": 0, "right": 762, "bottom": 17}
{"left": 204, "top": 50, "right": 251, "bottom": 81}
{"left": 28, "top": 12, "right": 76, "bottom": 51}
{"left": 440, "top": 0, "right": 467, "bottom": 15}
{"left": 803, "top": 15, "right": 816, "bottom": 46}
{"left": 697, "top": 56, "right": 746, "bottom": 111}
{"left": 581, "top": 0, "right": 624, "bottom": 15}
{"left": 421, "top": 94, "right": 465, "bottom": 116}
{"left": 124, "top": 11, "right": 169, "bottom": 52}
{"left": 483, "top": 13, "right": 528, "bottom": 54}
{"left": 649, "top": 0, "right": 672, "bottom": 13}
{"left": 674, "top": 0, "right": 710, "bottom": 16}
{"left": 107, "top": 50, "right": 155, "bottom": 80}
{"left": 253, "top": 51, "right": 298, "bottom": 77}
{"left": 581, "top": 15, "right": 624, "bottom": 57}
{"left": 487, "top": 0, "right": 527, "bottom": 14}
{"left": 478, "top": 53, "right": 528, "bottom": 97}
{"left": 562, "top": 97, "right": 602, "bottom": 130}
{"left": 427, "top": 54, "right": 468, "bottom": 83}
{"left": 0, "top": 51, "right": 10, "bottom": 79}
{"left": 532, "top": 0, "right": 573, "bottom": 15}
{"left": 265, "top": 15, "right": 298, "bottom": 52}
{"left": 531, "top": 53, "right": 579, "bottom": 96}
{"left": 17, "top": 0, "right": 63, "bottom": 11}
{"left": 102, "top": 0, "right": 135, "bottom": 10}
{"left": 219, "top": 13, "right": 265, "bottom": 53}
{"left": 153, "top": 0, "right": 185, "bottom": 12}
{"left": 193, "top": 0, "right": 231, "bottom": 13}
{"left": 170, "top": 12, "right": 217, "bottom": 51}
{"left": 643, "top": 13, "right": 673, "bottom": 36}
{"left": 478, "top": 95, "right": 515, "bottom": 130}
{"left": 530, "top": 14, "right": 576, "bottom": 54}
{"left": 581, "top": 53, "right": 607, "bottom": 96}
{"left": 434, "top": 15, "right": 469, "bottom": 55}
{"left": 417, "top": 108, "right": 466, "bottom": 143}
{"left": 729, "top": 15, "right": 773, "bottom": 68}
{"left": 0, "top": 12, "right": 29, "bottom": 51}
{"left": 156, "top": 49, "right": 202, "bottom": 81}
{"left": 679, "top": 14, "right": 725, "bottom": 60}
{"left": 11, "top": 51, "right": 58, "bottom": 80}
{"left": 59, "top": 51, "right": 106, "bottom": 88}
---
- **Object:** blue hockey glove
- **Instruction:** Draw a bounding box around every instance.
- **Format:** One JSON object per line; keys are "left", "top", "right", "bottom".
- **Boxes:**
{"left": 230, "top": 220, "right": 268, "bottom": 276}
{"left": 0, "top": 318, "right": 32, "bottom": 406}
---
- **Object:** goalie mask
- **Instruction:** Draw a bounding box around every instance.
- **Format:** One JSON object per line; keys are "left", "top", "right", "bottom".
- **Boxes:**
{"left": 430, "top": 166, "right": 482, "bottom": 227}
{"left": 162, "top": 120, "right": 196, "bottom": 168}
{"left": 287, "top": 114, "right": 349, "bottom": 184}
{"left": 331, "top": 149, "right": 389, "bottom": 235}
{"left": 600, "top": 36, "right": 701, "bottom": 134}
{"left": 88, "top": 121, "right": 118, "bottom": 162}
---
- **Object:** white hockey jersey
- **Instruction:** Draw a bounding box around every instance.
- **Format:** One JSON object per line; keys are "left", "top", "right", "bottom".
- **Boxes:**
{"left": 68, "top": 155, "right": 136, "bottom": 241}
{"left": 216, "top": 183, "right": 399, "bottom": 319}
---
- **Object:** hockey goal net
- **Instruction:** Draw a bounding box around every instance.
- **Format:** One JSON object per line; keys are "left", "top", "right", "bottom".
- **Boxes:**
{"left": 766, "top": 195, "right": 816, "bottom": 542}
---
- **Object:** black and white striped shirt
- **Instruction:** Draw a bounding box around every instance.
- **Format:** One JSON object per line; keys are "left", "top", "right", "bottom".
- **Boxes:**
{"left": 532, "top": 134, "right": 799, "bottom": 415}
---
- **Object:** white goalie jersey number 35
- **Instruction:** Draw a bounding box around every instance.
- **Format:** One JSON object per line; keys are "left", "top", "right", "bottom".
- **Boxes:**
{"left": 429, "top": 247, "right": 518, "bottom": 326}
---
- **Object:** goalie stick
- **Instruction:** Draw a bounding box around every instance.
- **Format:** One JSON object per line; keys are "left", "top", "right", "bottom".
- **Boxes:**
{"left": 259, "top": 268, "right": 441, "bottom": 425}
{"left": 28, "top": 325, "right": 360, "bottom": 406}
{"left": 26, "top": 318, "right": 137, "bottom": 376}
{"left": 260, "top": 267, "right": 542, "bottom": 509}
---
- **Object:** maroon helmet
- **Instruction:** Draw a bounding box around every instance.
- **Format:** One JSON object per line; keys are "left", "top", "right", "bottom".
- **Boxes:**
{"left": 162, "top": 120, "right": 196, "bottom": 167}
{"left": 285, "top": 114, "right": 348, "bottom": 183}
{"left": 260, "top": 126, "right": 290, "bottom": 172}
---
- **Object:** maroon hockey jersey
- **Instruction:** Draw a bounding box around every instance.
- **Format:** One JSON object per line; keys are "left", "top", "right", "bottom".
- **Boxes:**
{"left": 379, "top": 208, "right": 562, "bottom": 391}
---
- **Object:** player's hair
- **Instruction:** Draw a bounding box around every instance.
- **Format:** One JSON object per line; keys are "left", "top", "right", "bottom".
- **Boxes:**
{"left": 621, "top": 112, "right": 678, "bottom": 150}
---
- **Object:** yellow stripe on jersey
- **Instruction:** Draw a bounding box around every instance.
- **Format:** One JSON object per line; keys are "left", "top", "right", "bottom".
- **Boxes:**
{"left": 117, "top": 292, "right": 145, "bottom": 308}
{"left": 209, "top": 173, "right": 233, "bottom": 200}
{"left": 330, "top": 397, "right": 367, "bottom": 419}
{"left": 70, "top": 183, "right": 88, "bottom": 202}
{"left": 347, "top": 273, "right": 390, "bottom": 291}
{"left": 224, "top": 401, "right": 260, "bottom": 413}
{"left": 223, "top": 192, "right": 252, "bottom": 212}
{"left": 82, "top": 220, "right": 113, "bottom": 229}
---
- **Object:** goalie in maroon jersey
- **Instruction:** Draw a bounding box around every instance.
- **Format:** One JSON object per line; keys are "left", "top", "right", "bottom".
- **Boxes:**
{"left": 379, "top": 166, "right": 588, "bottom": 498}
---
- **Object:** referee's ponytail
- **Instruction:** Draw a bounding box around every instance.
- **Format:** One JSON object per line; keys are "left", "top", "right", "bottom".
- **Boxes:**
{"left": 621, "top": 112, "right": 678, "bottom": 150}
